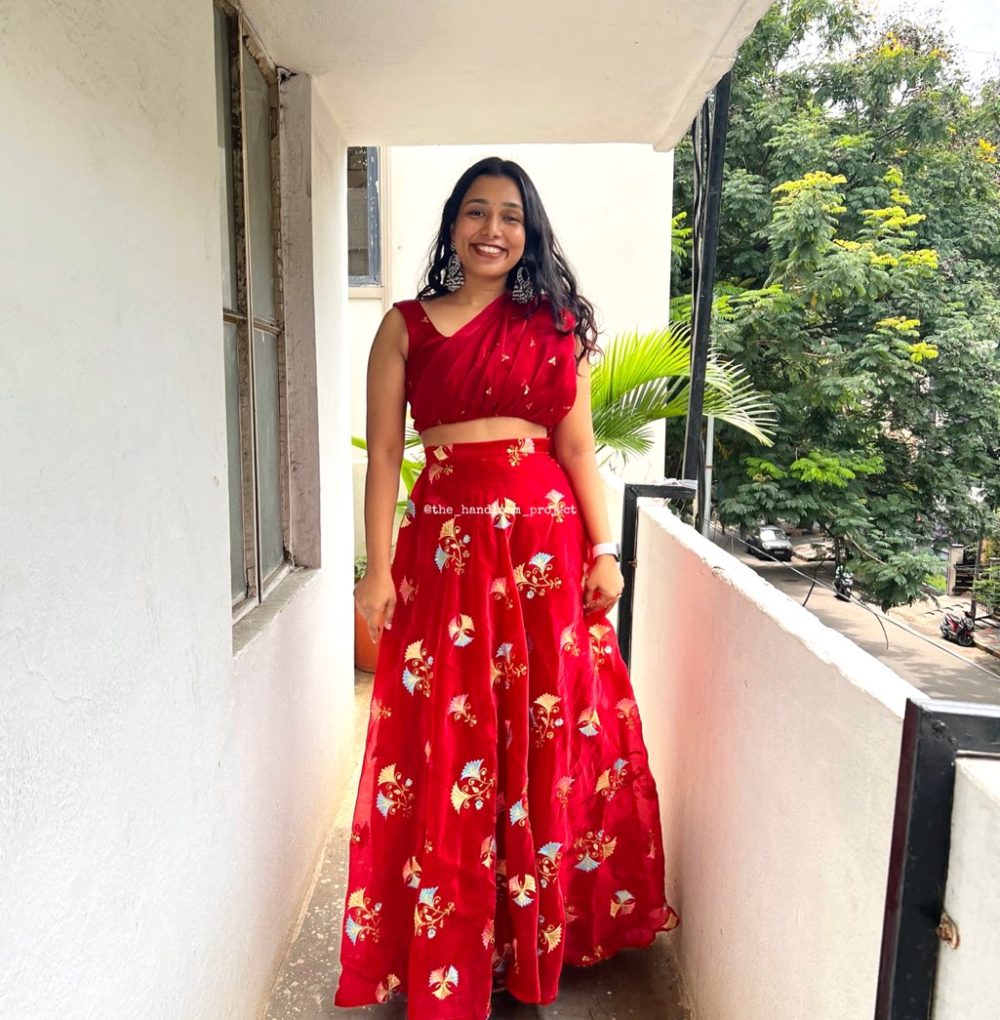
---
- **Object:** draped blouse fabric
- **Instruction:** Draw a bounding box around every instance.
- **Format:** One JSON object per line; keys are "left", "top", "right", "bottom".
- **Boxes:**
{"left": 394, "top": 293, "right": 578, "bottom": 433}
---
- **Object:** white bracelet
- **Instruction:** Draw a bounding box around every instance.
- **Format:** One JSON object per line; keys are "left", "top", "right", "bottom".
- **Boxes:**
{"left": 592, "top": 542, "right": 620, "bottom": 560}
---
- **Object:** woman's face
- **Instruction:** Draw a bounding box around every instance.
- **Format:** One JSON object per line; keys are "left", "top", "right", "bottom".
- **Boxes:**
{"left": 450, "top": 174, "right": 527, "bottom": 283}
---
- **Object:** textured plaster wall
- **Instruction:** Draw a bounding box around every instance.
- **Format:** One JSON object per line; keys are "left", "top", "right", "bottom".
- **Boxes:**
{"left": 629, "top": 507, "right": 922, "bottom": 1019}
{"left": 0, "top": 4, "right": 353, "bottom": 1017}
{"left": 933, "top": 758, "right": 1000, "bottom": 1019}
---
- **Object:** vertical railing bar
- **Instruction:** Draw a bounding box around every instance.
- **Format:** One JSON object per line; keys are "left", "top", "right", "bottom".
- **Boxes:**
{"left": 617, "top": 481, "right": 697, "bottom": 669}
{"left": 618, "top": 484, "right": 641, "bottom": 668}
{"left": 681, "top": 70, "right": 733, "bottom": 533}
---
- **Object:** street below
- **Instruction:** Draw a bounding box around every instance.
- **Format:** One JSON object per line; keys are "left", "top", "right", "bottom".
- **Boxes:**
{"left": 712, "top": 531, "right": 1000, "bottom": 705}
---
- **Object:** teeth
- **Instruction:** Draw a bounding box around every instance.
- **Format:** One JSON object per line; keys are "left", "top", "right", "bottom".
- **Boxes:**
{"left": 475, "top": 245, "right": 505, "bottom": 255}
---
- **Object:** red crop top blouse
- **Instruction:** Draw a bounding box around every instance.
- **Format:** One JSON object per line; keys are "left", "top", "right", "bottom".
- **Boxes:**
{"left": 393, "top": 291, "right": 579, "bottom": 433}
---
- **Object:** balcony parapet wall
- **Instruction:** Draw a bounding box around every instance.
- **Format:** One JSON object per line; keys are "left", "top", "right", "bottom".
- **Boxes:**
{"left": 621, "top": 488, "right": 922, "bottom": 1019}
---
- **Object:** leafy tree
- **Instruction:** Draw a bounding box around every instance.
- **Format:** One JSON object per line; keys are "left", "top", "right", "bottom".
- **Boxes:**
{"left": 672, "top": 0, "right": 1000, "bottom": 608}
{"left": 972, "top": 567, "right": 1000, "bottom": 616}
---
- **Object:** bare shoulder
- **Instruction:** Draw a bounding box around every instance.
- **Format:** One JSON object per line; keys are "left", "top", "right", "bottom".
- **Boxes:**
{"left": 374, "top": 305, "right": 409, "bottom": 359}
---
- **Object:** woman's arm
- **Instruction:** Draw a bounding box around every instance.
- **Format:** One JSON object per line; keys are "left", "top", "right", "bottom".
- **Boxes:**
{"left": 551, "top": 344, "right": 614, "bottom": 549}
{"left": 551, "top": 342, "right": 624, "bottom": 615}
{"left": 357, "top": 308, "right": 407, "bottom": 639}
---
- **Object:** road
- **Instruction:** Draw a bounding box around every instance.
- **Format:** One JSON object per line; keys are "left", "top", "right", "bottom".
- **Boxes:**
{"left": 713, "top": 533, "right": 1000, "bottom": 705}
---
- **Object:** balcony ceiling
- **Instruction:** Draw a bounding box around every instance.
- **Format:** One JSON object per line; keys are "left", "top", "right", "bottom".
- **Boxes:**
{"left": 241, "top": 0, "right": 771, "bottom": 150}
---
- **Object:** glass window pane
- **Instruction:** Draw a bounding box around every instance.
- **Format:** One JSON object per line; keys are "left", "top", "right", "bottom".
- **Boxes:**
{"left": 244, "top": 49, "right": 277, "bottom": 323}
{"left": 224, "top": 322, "right": 247, "bottom": 601}
{"left": 254, "top": 328, "right": 284, "bottom": 580}
{"left": 348, "top": 146, "right": 380, "bottom": 283}
{"left": 347, "top": 195, "right": 369, "bottom": 278}
{"left": 214, "top": 9, "right": 238, "bottom": 312}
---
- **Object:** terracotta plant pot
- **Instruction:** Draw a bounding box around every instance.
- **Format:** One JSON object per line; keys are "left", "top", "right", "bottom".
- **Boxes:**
{"left": 354, "top": 606, "right": 381, "bottom": 673}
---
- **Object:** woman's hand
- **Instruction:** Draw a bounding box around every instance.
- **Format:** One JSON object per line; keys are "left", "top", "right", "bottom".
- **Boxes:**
{"left": 355, "top": 566, "right": 396, "bottom": 644}
{"left": 583, "top": 555, "right": 624, "bottom": 615}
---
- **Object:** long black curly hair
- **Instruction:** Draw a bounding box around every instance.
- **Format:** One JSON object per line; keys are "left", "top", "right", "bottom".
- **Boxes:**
{"left": 416, "top": 157, "right": 600, "bottom": 369}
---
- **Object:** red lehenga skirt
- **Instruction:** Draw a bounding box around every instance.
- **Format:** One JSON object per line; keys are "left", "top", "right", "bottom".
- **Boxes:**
{"left": 335, "top": 436, "right": 678, "bottom": 1019}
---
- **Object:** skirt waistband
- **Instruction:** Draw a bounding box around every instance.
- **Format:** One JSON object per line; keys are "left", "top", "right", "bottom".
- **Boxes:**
{"left": 421, "top": 435, "right": 552, "bottom": 461}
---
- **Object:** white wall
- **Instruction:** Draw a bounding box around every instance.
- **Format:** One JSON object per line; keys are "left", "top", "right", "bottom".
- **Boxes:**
{"left": 0, "top": 4, "right": 353, "bottom": 1017}
{"left": 933, "top": 758, "right": 1000, "bottom": 1019}
{"left": 627, "top": 501, "right": 922, "bottom": 1019}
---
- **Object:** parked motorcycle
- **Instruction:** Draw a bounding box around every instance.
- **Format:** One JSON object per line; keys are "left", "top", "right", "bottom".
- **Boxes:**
{"left": 833, "top": 565, "right": 854, "bottom": 602}
{"left": 940, "top": 610, "right": 975, "bottom": 648}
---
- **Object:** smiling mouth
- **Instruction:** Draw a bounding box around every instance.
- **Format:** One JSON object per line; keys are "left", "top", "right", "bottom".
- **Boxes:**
{"left": 470, "top": 243, "right": 507, "bottom": 257}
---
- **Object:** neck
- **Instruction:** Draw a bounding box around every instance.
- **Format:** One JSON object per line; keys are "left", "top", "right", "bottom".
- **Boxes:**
{"left": 454, "top": 276, "right": 507, "bottom": 307}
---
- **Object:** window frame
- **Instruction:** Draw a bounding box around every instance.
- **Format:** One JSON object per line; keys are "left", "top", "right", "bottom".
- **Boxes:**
{"left": 347, "top": 145, "right": 383, "bottom": 288}
{"left": 215, "top": 0, "right": 293, "bottom": 623}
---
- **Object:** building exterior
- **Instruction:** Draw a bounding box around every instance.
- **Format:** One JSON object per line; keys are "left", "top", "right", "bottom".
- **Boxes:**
{"left": 12, "top": 4, "right": 994, "bottom": 1020}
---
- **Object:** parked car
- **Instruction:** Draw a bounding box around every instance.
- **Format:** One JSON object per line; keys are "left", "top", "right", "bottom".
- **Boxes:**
{"left": 746, "top": 524, "right": 794, "bottom": 561}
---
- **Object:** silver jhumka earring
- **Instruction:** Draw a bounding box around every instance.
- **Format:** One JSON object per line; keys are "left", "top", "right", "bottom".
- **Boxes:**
{"left": 512, "top": 263, "right": 534, "bottom": 304}
{"left": 444, "top": 243, "right": 464, "bottom": 292}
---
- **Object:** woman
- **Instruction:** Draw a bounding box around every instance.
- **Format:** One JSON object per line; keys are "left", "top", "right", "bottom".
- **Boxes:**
{"left": 336, "top": 157, "right": 678, "bottom": 1019}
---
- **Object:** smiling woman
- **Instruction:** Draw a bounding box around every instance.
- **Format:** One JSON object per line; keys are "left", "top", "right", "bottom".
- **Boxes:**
{"left": 337, "top": 157, "right": 679, "bottom": 1019}
{"left": 451, "top": 177, "right": 526, "bottom": 276}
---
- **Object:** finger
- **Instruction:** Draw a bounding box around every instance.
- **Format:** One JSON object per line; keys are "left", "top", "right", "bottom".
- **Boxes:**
{"left": 384, "top": 597, "right": 397, "bottom": 631}
{"left": 368, "top": 608, "right": 385, "bottom": 644}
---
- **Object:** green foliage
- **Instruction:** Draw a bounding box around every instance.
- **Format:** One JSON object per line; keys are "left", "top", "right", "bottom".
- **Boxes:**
{"left": 671, "top": 211, "right": 692, "bottom": 261}
{"left": 674, "top": 0, "right": 1000, "bottom": 608}
{"left": 972, "top": 567, "right": 1000, "bottom": 615}
{"left": 590, "top": 324, "right": 777, "bottom": 461}
{"left": 924, "top": 573, "right": 947, "bottom": 593}
{"left": 859, "top": 548, "right": 944, "bottom": 611}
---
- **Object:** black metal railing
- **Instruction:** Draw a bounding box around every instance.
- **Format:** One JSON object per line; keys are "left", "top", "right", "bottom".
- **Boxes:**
{"left": 618, "top": 480, "right": 697, "bottom": 668}
{"left": 680, "top": 70, "right": 732, "bottom": 534}
{"left": 876, "top": 698, "right": 1000, "bottom": 1018}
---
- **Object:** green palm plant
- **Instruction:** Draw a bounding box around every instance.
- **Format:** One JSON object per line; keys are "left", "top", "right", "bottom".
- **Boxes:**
{"left": 591, "top": 321, "right": 776, "bottom": 463}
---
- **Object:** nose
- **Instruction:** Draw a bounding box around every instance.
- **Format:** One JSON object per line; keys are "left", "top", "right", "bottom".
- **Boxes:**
{"left": 483, "top": 211, "right": 503, "bottom": 237}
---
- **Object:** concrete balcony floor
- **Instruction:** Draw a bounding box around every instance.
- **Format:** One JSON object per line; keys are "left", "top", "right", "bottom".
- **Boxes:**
{"left": 264, "top": 672, "right": 689, "bottom": 1020}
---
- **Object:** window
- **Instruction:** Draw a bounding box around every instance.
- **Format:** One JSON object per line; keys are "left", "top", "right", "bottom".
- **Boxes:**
{"left": 214, "top": 2, "right": 290, "bottom": 616}
{"left": 347, "top": 146, "right": 382, "bottom": 286}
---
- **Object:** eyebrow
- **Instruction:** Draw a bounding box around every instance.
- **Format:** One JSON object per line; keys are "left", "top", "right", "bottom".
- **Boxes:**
{"left": 464, "top": 197, "right": 523, "bottom": 211}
